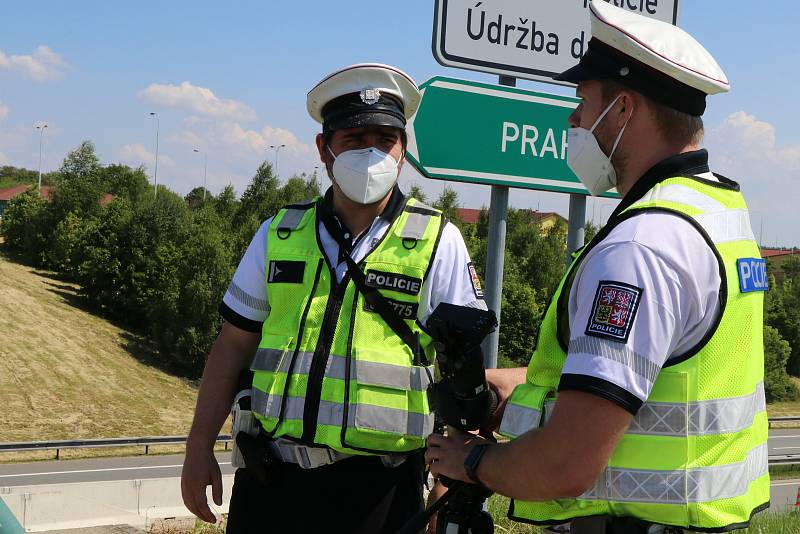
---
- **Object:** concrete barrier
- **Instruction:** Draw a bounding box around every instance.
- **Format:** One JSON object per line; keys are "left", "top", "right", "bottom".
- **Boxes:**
{"left": 0, "top": 475, "right": 234, "bottom": 532}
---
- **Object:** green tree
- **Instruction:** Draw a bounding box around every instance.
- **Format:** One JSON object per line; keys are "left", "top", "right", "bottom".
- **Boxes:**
{"left": 49, "top": 141, "right": 104, "bottom": 224}
{"left": 185, "top": 186, "right": 212, "bottom": 209}
{"left": 0, "top": 187, "right": 49, "bottom": 262}
{"left": 213, "top": 183, "right": 238, "bottom": 222}
{"left": 765, "top": 257, "right": 800, "bottom": 376}
{"left": 498, "top": 267, "right": 544, "bottom": 367}
{"left": 434, "top": 186, "right": 463, "bottom": 226}
{"left": 408, "top": 184, "right": 428, "bottom": 204}
{"left": 235, "top": 162, "right": 281, "bottom": 224}
{"left": 0, "top": 165, "right": 57, "bottom": 189}
{"left": 279, "top": 175, "right": 321, "bottom": 206}
{"left": 48, "top": 212, "right": 87, "bottom": 275}
{"left": 764, "top": 325, "right": 799, "bottom": 402}
{"left": 585, "top": 220, "right": 600, "bottom": 243}
{"left": 100, "top": 164, "right": 150, "bottom": 204}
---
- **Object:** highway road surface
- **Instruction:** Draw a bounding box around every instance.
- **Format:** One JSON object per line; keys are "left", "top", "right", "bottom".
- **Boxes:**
{"left": 1, "top": 434, "right": 799, "bottom": 512}
{"left": 0, "top": 453, "right": 234, "bottom": 487}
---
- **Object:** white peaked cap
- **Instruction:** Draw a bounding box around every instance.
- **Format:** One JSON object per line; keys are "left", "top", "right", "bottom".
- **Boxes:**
{"left": 307, "top": 63, "right": 421, "bottom": 130}
{"left": 555, "top": 1, "right": 730, "bottom": 115}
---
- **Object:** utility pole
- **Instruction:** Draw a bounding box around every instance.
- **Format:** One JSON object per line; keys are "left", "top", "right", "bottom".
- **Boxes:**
{"left": 36, "top": 124, "right": 48, "bottom": 191}
{"left": 193, "top": 148, "right": 208, "bottom": 201}
{"left": 149, "top": 112, "right": 160, "bottom": 198}
{"left": 269, "top": 144, "right": 286, "bottom": 176}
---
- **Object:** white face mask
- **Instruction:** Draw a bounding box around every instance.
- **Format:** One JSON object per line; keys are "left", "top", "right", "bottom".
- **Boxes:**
{"left": 567, "top": 95, "right": 631, "bottom": 197}
{"left": 328, "top": 146, "right": 400, "bottom": 205}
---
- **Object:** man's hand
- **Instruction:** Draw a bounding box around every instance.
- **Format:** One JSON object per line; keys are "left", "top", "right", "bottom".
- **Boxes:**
{"left": 425, "top": 429, "right": 488, "bottom": 484}
{"left": 181, "top": 446, "right": 223, "bottom": 523}
{"left": 485, "top": 367, "right": 527, "bottom": 430}
{"left": 180, "top": 321, "right": 260, "bottom": 523}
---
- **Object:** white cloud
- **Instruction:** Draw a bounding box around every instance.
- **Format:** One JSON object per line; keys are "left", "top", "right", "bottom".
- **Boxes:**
{"left": 119, "top": 143, "right": 174, "bottom": 168}
{"left": 0, "top": 45, "right": 67, "bottom": 82}
{"left": 706, "top": 111, "right": 800, "bottom": 246}
{"left": 0, "top": 102, "right": 8, "bottom": 120}
{"left": 170, "top": 116, "right": 314, "bottom": 157}
{"left": 0, "top": 151, "right": 8, "bottom": 165}
{"left": 138, "top": 82, "right": 257, "bottom": 121}
{"left": 708, "top": 111, "right": 800, "bottom": 171}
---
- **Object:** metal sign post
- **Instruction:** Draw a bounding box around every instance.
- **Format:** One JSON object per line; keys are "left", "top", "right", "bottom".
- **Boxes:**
{"left": 566, "top": 194, "right": 587, "bottom": 264}
{"left": 481, "top": 74, "right": 515, "bottom": 369}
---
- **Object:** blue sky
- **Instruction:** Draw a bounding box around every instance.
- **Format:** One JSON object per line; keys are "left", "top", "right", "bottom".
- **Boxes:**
{"left": 1, "top": 1, "right": 798, "bottom": 245}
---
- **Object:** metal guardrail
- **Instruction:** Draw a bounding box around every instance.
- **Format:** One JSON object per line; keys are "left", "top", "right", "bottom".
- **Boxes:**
{"left": 0, "top": 435, "right": 232, "bottom": 460}
{"left": 768, "top": 415, "right": 800, "bottom": 428}
{"left": 1, "top": 418, "right": 799, "bottom": 465}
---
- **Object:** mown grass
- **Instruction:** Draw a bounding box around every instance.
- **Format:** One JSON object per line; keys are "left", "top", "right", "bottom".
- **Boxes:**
{"left": 0, "top": 247, "right": 202, "bottom": 452}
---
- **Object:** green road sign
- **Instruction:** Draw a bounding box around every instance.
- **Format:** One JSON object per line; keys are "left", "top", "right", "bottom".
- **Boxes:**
{"left": 406, "top": 76, "right": 617, "bottom": 197}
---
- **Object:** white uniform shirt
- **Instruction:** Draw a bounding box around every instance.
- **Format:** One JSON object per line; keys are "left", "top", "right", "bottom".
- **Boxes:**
{"left": 220, "top": 190, "right": 486, "bottom": 332}
{"left": 560, "top": 160, "right": 723, "bottom": 414}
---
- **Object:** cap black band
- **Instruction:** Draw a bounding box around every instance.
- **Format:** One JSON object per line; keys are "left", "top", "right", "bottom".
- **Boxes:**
{"left": 321, "top": 92, "right": 406, "bottom": 132}
{"left": 555, "top": 38, "right": 707, "bottom": 116}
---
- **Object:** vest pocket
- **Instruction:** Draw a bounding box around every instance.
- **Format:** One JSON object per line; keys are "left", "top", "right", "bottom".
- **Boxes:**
{"left": 351, "top": 358, "right": 434, "bottom": 440}
{"left": 499, "top": 383, "right": 553, "bottom": 439}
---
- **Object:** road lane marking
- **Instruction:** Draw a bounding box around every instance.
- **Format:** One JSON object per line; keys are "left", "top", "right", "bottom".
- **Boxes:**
{"left": 771, "top": 435, "right": 800, "bottom": 438}
{"left": 774, "top": 446, "right": 800, "bottom": 450}
{"left": 0, "top": 462, "right": 232, "bottom": 478}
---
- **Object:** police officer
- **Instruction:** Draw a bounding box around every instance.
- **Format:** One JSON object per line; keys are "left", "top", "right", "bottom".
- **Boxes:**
{"left": 425, "top": 3, "right": 769, "bottom": 533}
{"left": 181, "top": 63, "right": 486, "bottom": 533}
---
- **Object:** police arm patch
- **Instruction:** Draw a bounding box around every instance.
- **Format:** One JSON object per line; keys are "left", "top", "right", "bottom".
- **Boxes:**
{"left": 737, "top": 258, "right": 768, "bottom": 293}
{"left": 468, "top": 262, "right": 485, "bottom": 299}
{"left": 585, "top": 280, "right": 643, "bottom": 343}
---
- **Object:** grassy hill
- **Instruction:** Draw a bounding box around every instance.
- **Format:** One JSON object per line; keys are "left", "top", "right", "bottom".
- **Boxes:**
{"left": 0, "top": 246, "right": 200, "bottom": 444}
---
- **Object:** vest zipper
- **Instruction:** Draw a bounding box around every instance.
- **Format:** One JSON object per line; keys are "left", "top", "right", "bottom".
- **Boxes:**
{"left": 301, "top": 273, "right": 350, "bottom": 444}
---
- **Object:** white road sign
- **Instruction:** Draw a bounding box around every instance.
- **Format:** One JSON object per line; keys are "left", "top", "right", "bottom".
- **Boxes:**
{"left": 432, "top": 0, "right": 680, "bottom": 84}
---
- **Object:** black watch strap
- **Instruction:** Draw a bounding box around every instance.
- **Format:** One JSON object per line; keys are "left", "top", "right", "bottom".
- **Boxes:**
{"left": 464, "top": 443, "right": 491, "bottom": 485}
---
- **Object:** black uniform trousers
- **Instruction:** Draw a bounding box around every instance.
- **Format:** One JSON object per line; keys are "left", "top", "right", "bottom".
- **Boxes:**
{"left": 226, "top": 453, "right": 425, "bottom": 534}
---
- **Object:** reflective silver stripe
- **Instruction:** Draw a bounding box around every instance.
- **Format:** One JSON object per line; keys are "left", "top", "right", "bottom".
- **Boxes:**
{"left": 251, "top": 391, "right": 433, "bottom": 438}
{"left": 582, "top": 442, "right": 768, "bottom": 504}
{"left": 401, "top": 212, "right": 430, "bottom": 239}
{"left": 501, "top": 384, "right": 767, "bottom": 438}
{"left": 569, "top": 336, "right": 660, "bottom": 384}
{"left": 694, "top": 209, "right": 756, "bottom": 244}
{"left": 499, "top": 403, "right": 542, "bottom": 438}
{"left": 633, "top": 183, "right": 726, "bottom": 212}
{"left": 629, "top": 382, "right": 766, "bottom": 436}
{"left": 629, "top": 183, "right": 756, "bottom": 244}
{"left": 355, "top": 404, "right": 434, "bottom": 437}
{"left": 251, "top": 388, "right": 295, "bottom": 420}
{"left": 277, "top": 207, "right": 307, "bottom": 231}
{"left": 252, "top": 350, "right": 432, "bottom": 392}
{"left": 227, "top": 281, "right": 268, "bottom": 312}
{"left": 356, "top": 359, "right": 433, "bottom": 391}
{"left": 251, "top": 348, "right": 290, "bottom": 372}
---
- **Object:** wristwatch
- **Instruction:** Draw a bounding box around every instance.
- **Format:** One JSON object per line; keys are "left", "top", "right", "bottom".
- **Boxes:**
{"left": 464, "top": 443, "right": 491, "bottom": 485}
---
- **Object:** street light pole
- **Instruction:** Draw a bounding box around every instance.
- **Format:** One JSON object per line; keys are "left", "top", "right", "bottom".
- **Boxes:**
{"left": 193, "top": 148, "right": 208, "bottom": 201}
{"left": 149, "top": 112, "right": 160, "bottom": 198}
{"left": 36, "top": 124, "right": 48, "bottom": 191}
{"left": 269, "top": 144, "right": 286, "bottom": 176}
